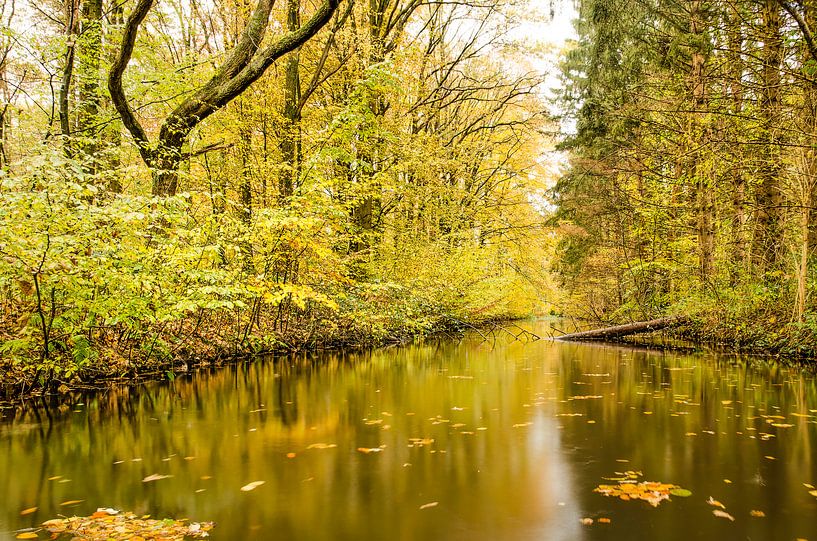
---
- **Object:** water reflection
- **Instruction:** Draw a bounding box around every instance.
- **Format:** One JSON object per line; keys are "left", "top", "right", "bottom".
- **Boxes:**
{"left": 1, "top": 324, "right": 816, "bottom": 541}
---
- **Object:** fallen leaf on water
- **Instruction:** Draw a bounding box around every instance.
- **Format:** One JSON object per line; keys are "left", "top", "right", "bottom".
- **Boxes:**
{"left": 764, "top": 456, "right": 776, "bottom": 460}
{"left": 240, "top": 481, "right": 265, "bottom": 492}
{"left": 597, "top": 517, "right": 612, "bottom": 524}
{"left": 580, "top": 518, "right": 594, "bottom": 525}
{"left": 286, "top": 453, "right": 296, "bottom": 458}
{"left": 707, "top": 497, "right": 726, "bottom": 510}
{"left": 512, "top": 422, "right": 532, "bottom": 428}
{"left": 357, "top": 447, "right": 384, "bottom": 454}
{"left": 419, "top": 502, "right": 438, "bottom": 510}
{"left": 804, "top": 483, "right": 815, "bottom": 489}
{"left": 723, "top": 479, "right": 732, "bottom": 484}
{"left": 59, "top": 500, "right": 84, "bottom": 506}
{"left": 595, "top": 473, "right": 688, "bottom": 507}
{"left": 750, "top": 510, "right": 766, "bottom": 517}
{"left": 307, "top": 443, "right": 337, "bottom": 450}
{"left": 20, "top": 507, "right": 38, "bottom": 516}
{"left": 713, "top": 509, "right": 735, "bottom": 521}
{"left": 41, "top": 509, "right": 213, "bottom": 540}
{"left": 142, "top": 474, "right": 172, "bottom": 483}
{"left": 809, "top": 490, "right": 817, "bottom": 497}
{"left": 15, "top": 533, "right": 38, "bottom": 539}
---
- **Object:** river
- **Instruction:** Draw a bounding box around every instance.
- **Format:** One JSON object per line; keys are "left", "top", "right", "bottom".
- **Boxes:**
{"left": 2, "top": 321, "right": 816, "bottom": 540}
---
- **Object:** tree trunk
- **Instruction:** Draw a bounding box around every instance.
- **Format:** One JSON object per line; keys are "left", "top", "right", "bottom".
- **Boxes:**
{"left": 689, "top": 0, "right": 714, "bottom": 279}
{"left": 279, "top": 0, "right": 302, "bottom": 202}
{"left": 556, "top": 316, "right": 689, "bottom": 342}
{"left": 753, "top": 0, "right": 784, "bottom": 274}
{"left": 59, "top": 0, "right": 80, "bottom": 152}
{"left": 727, "top": 4, "right": 748, "bottom": 278}
{"left": 77, "top": 0, "right": 102, "bottom": 171}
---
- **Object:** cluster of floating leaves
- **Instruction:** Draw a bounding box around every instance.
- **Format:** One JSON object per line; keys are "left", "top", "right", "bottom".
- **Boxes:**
{"left": 593, "top": 471, "right": 691, "bottom": 507}
{"left": 24, "top": 508, "right": 214, "bottom": 540}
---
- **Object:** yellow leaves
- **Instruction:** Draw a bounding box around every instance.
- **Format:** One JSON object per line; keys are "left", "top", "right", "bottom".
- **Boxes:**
{"left": 706, "top": 497, "right": 726, "bottom": 510}
{"left": 712, "top": 510, "right": 735, "bottom": 521}
{"left": 19, "top": 507, "right": 38, "bottom": 516}
{"left": 240, "top": 481, "right": 266, "bottom": 492}
{"left": 356, "top": 447, "right": 384, "bottom": 454}
{"left": 809, "top": 490, "right": 817, "bottom": 498}
{"left": 408, "top": 438, "right": 434, "bottom": 447}
{"left": 594, "top": 472, "right": 688, "bottom": 507}
{"left": 419, "top": 502, "right": 438, "bottom": 510}
{"left": 41, "top": 509, "right": 213, "bottom": 540}
{"left": 750, "top": 510, "right": 766, "bottom": 517}
{"left": 307, "top": 443, "right": 337, "bottom": 450}
{"left": 15, "top": 533, "right": 38, "bottom": 539}
{"left": 580, "top": 518, "right": 594, "bottom": 525}
{"left": 59, "top": 500, "right": 84, "bottom": 506}
{"left": 142, "top": 473, "right": 172, "bottom": 482}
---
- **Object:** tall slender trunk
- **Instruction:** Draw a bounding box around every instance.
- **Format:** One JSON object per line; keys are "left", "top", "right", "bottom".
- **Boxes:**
{"left": 279, "top": 0, "right": 301, "bottom": 201}
{"left": 689, "top": 0, "right": 714, "bottom": 279}
{"left": 753, "top": 0, "right": 784, "bottom": 274}
{"left": 349, "top": 0, "right": 387, "bottom": 255}
{"left": 77, "top": 0, "right": 102, "bottom": 171}
{"left": 238, "top": 119, "right": 255, "bottom": 272}
{"left": 59, "top": 0, "right": 80, "bottom": 153}
{"left": 727, "top": 4, "right": 748, "bottom": 278}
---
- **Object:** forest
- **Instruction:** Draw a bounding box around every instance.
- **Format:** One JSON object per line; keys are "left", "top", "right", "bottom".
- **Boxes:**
{"left": 0, "top": 0, "right": 556, "bottom": 390}
{"left": 3, "top": 0, "right": 817, "bottom": 394}
{"left": 556, "top": 0, "right": 817, "bottom": 356}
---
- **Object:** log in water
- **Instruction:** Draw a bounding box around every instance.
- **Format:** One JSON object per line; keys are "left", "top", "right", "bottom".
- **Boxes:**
{"left": 555, "top": 316, "right": 688, "bottom": 341}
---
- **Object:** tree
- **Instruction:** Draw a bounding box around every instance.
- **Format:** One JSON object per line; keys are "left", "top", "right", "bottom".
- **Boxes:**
{"left": 108, "top": 0, "right": 342, "bottom": 196}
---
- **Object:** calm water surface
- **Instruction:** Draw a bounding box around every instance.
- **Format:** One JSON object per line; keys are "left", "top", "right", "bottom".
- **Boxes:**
{"left": 2, "top": 321, "right": 817, "bottom": 540}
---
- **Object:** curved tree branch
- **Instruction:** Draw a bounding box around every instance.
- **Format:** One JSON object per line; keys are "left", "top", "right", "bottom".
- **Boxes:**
{"left": 108, "top": 0, "right": 154, "bottom": 165}
{"left": 778, "top": 0, "right": 817, "bottom": 61}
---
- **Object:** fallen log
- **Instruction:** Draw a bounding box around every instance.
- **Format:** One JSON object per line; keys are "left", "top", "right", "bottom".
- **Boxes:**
{"left": 555, "top": 316, "right": 688, "bottom": 342}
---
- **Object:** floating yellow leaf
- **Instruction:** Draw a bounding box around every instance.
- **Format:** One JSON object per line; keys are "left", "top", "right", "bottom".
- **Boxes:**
{"left": 713, "top": 509, "right": 735, "bottom": 521}
{"left": 142, "top": 473, "right": 172, "bottom": 482}
{"left": 750, "top": 510, "right": 766, "bottom": 517}
{"left": 357, "top": 447, "right": 384, "bottom": 454}
{"left": 595, "top": 473, "right": 687, "bottom": 507}
{"left": 707, "top": 497, "right": 726, "bottom": 510}
{"left": 597, "top": 517, "right": 612, "bottom": 524}
{"left": 19, "top": 507, "right": 38, "bottom": 516}
{"left": 419, "top": 502, "right": 438, "bottom": 510}
{"left": 15, "top": 533, "right": 38, "bottom": 539}
{"left": 286, "top": 453, "right": 296, "bottom": 458}
{"left": 580, "top": 518, "right": 594, "bottom": 525}
{"left": 307, "top": 443, "right": 337, "bottom": 450}
{"left": 59, "top": 500, "right": 83, "bottom": 506}
{"left": 809, "top": 490, "right": 817, "bottom": 497}
{"left": 240, "top": 481, "right": 266, "bottom": 492}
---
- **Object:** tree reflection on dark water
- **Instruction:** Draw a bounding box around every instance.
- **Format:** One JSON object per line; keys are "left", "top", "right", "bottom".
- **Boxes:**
{"left": 1, "top": 322, "right": 816, "bottom": 540}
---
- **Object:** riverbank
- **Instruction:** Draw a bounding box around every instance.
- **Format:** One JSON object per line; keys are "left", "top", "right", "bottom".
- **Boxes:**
{"left": 566, "top": 309, "right": 817, "bottom": 363}
{"left": 0, "top": 304, "right": 525, "bottom": 407}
